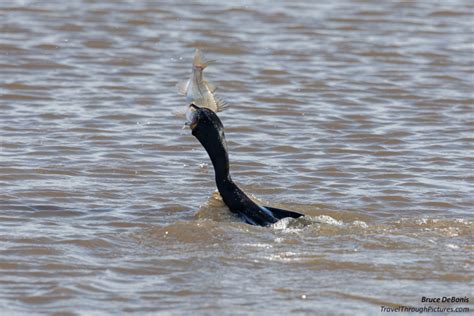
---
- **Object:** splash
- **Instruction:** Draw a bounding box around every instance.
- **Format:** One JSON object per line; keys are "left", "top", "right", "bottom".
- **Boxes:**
{"left": 270, "top": 214, "right": 366, "bottom": 233}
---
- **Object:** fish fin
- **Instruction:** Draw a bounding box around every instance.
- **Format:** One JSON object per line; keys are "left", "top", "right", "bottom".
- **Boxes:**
{"left": 204, "top": 81, "right": 217, "bottom": 93}
{"left": 193, "top": 49, "right": 215, "bottom": 69}
{"left": 215, "top": 96, "right": 228, "bottom": 112}
{"left": 262, "top": 205, "right": 303, "bottom": 220}
{"left": 176, "top": 79, "right": 190, "bottom": 95}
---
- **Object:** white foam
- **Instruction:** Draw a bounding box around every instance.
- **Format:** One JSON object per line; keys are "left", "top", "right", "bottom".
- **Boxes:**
{"left": 352, "top": 220, "right": 369, "bottom": 229}
{"left": 314, "top": 215, "right": 344, "bottom": 226}
{"left": 446, "top": 243, "right": 460, "bottom": 250}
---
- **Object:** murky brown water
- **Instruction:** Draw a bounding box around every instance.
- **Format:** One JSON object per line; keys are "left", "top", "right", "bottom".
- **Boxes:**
{"left": 1, "top": 0, "right": 473, "bottom": 314}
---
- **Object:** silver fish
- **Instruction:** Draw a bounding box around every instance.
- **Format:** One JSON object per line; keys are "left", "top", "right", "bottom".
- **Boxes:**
{"left": 177, "top": 49, "right": 226, "bottom": 113}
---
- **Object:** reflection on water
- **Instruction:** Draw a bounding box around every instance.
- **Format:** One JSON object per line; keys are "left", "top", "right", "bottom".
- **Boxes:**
{"left": 1, "top": 0, "right": 473, "bottom": 314}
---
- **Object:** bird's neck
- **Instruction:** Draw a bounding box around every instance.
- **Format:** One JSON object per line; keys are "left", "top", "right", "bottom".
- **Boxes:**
{"left": 194, "top": 125, "right": 233, "bottom": 186}
{"left": 191, "top": 115, "right": 253, "bottom": 210}
{"left": 209, "top": 146, "right": 232, "bottom": 186}
{"left": 201, "top": 135, "right": 248, "bottom": 209}
{"left": 210, "top": 141, "right": 233, "bottom": 186}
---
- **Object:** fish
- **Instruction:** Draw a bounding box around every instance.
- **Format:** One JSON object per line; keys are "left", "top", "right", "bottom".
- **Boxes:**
{"left": 176, "top": 49, "right": 227, "bottom": 113}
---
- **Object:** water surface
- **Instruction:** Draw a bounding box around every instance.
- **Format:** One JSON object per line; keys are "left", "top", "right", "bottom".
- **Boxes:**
{"left": 1, "top": 0, "right": 473, "bottom": 315}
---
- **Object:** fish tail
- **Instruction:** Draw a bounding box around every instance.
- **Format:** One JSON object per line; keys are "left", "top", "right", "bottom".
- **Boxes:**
{"left": 193, "top": 49, "right": 215, "bottom": 69}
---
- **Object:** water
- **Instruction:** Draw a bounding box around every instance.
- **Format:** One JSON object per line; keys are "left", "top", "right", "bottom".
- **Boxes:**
{"left": 1, "top": 0, "right": 473, "bottom": 315}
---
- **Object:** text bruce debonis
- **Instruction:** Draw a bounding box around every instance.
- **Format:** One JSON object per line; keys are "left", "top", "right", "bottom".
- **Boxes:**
{"left": 421, "top": 296, "right": 469, "bottom": 303}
